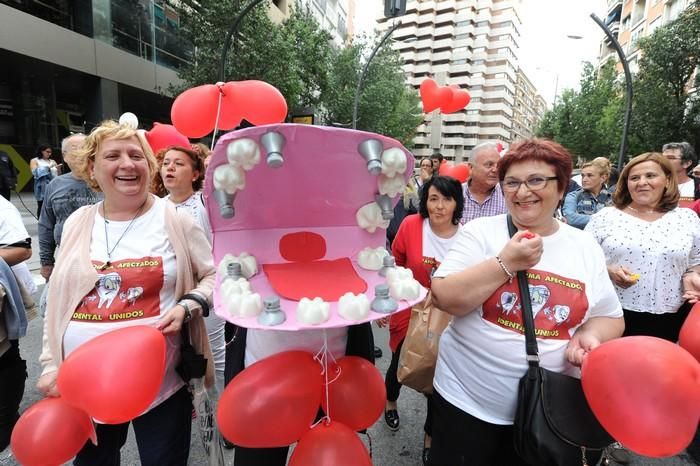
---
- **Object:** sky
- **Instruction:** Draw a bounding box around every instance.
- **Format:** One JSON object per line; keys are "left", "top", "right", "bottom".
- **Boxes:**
{"left": 353, "top": 0, "right": 608, "bottom": 106}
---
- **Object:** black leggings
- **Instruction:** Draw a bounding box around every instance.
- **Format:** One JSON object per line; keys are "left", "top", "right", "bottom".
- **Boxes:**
{"left": 427, "top": 390, "right": 528, "bottom": 466}
{"left": 623, "top": 301, "right": 691, "bottom": 342}
{"left": 385, "top": 338, "right": 433, "bottom": 436}
{"left": 0, "top": 340, "right": 26, "bottom": 451}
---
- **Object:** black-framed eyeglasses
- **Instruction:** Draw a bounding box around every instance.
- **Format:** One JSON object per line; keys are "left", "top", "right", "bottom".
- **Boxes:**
{"left": 501, "top": 176, "right": 558, "bottom": 192}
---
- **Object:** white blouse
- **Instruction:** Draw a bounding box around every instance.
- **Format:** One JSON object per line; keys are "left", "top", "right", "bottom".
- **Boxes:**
{"left": 585, "top": 206, "right": 700, "bottom": 314}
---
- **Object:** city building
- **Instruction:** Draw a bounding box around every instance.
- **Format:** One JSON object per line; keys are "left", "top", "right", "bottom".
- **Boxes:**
{"left": 377, "top": 0, "right": 541, "bottom": 161}
{"left": 298, "top": 0, "right": 354, "bottom": 45}
{"left": 512, "top": 68, "right": 546, "bottom": 141}
{"left": 0, "top": 0, "right": 351, "bottom": 188}
{"left": 0, "top": 0, "right": 193, "bottom": 185}
{"left": 599, "top": 0, "right": 691, "bottom": 73}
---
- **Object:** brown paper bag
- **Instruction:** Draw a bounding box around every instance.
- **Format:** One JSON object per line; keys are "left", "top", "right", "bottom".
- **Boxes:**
{"left": 397, "top": 291, "right": 452, "bottom": 394}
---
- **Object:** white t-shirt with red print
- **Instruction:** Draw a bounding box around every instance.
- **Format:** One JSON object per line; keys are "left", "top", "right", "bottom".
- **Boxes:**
{"left": 432, "top": 214, "right": 622, "bottom": 425}
{"left": 63, "top": 197, "right": 183, "bottom": 415}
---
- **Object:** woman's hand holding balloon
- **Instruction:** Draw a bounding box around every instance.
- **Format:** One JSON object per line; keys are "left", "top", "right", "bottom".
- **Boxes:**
{"left": 682, "top": 270, "right": 700, "bottom": 303}
{"left": 36, "top": 371, "right": 60, "bottom": 397}
{"left": 157, "top": 304, "right": 187, "bottom": 335}
{"left": 565, "top": 329, "right": 601, "bottom": 367}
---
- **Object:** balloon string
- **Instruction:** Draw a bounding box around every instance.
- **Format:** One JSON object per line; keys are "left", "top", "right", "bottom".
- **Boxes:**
{"left": 210, "top": 85, "right": 224, "bottom": 152}
{"left": 311, "top": 330, "right": 340, "bottom": 428}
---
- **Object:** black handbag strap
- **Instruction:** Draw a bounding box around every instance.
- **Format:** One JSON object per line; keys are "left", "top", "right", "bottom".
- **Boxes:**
{"left": 506, "top": 215, "right": 540, "bottom": 367}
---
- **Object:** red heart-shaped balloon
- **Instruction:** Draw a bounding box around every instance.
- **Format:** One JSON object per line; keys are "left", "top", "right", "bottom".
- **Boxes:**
{"left": 57, "top": 326, "right": 167, "bottom": 424}
{"left": 420, "top": 78, "right": 452, "bottom": 113}
{"left": 582, "top": 336, "right": 700, "bottom": 458}
{"left": 438, "top": 162, "right": 471, "bottom": 183}
{"left": 679, "top": 302, "right": 700, "bottom": 362}
{"left": 217, "top": 351, "right": 322, "bottom": 448}
{"left": 145, "top": 122, "right": 190, "bottom": 155}
{"left": 11, "top": 398, "right": 96, "bottom": 466}
{"left": 321, "top": 356, "right": 386, "bottom": 431}
{"left": 440, "top": 86, "right": 471, "bottom": 114}
{"left": 171, "top": 84, "right": 220, "bottom": 138}
{"left": 288, "top": 420, "right": 372, "bottom": 466}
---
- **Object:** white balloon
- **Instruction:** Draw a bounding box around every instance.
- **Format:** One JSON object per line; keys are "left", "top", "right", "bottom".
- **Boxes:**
{"left": 119, "top": 112, "right": 139, "bottom": 129}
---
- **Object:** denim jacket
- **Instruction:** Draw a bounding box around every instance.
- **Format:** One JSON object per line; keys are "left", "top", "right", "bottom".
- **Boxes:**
{"left": 562, "top": 188, "right": 612, "bottom": 229}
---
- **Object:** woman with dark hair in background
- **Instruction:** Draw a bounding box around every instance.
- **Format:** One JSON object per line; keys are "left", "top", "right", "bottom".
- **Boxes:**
{"left": 381, "top": 175, "right": 464, "bottom": 465}
{"left": 30, "top": 144, "right": 59, "bottom": 217}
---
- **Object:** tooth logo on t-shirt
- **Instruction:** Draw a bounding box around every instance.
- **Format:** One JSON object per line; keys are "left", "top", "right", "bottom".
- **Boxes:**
{"left": 483, "top": 268, "right": 589, "bottom": 340}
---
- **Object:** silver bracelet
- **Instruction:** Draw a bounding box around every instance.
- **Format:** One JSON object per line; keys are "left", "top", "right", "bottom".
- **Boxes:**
{"left": 496, "top": 256, "right": 514, "bottom": 283}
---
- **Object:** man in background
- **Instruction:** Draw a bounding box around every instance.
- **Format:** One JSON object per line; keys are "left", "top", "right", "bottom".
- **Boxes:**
{"left": 460, "top": 142, "right": 506, "bottom": 224}
{"left": 38, "top": 134, "right": 101, "bottom": 281}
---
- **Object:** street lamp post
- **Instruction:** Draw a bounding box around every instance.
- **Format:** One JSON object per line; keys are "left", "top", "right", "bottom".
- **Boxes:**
{"left": 590, "top": 13, "right": 633, "bottom": 172}
{"left": 219, "top": 0, "right": 267, "bottom": 82}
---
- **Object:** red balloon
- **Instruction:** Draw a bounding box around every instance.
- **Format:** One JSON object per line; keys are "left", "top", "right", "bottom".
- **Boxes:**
{"left": 582, "top": 336, "right": 700, "bottom": 457}
{"left": 235, "top": 80, "right": 288, "bottom": 126}
{"left": 57, "top": 326, "right": 167, "bottom": 424}
{"left": 439, "top": 162, "right": 471, "bottom": 183}
{"left": 11, "top": 397, "right": 96, "bottom": 466}
{"left": 288, "top": 420, "right": 372, "bottom": 466}
{"left": 217, "top": 351, "right": 322, "bottom": 447}
{"left": 145, "top": 123, "right": 190, "bottom": 155}
{"left": 679, "top": 302, "right": 700, "bottom": 362}
{"left": 420, "top": 78, "right": 452, "bottom": 113}
{"left": 171, "top": 84, "right": 220, "bottom": 138}
{"left": 321, "top": 356, "right": 386, "bottom": 431}
{"left": 219, "top": 82, "right": 244, "bottom": 130}
{"left": 440, "top": 86, "right": 471, "bottom": 114}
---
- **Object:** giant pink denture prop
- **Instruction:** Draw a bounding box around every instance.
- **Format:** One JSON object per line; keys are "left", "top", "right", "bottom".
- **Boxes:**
{"left": 204, "top": 124, "right": 427, "bottom": 330}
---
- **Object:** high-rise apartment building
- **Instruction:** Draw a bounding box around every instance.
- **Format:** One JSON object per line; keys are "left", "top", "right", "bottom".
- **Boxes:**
{"left": 512, "top": 68, "right": 546, "bottom": 141}
{"left": 378, "top": 0, "right": 530, "bottom": 161}
{"left": 599, "top": 0, "right": 690, "bottom": 73}
{"left": 298, "top": 0, "right": 355, "bottom": 45}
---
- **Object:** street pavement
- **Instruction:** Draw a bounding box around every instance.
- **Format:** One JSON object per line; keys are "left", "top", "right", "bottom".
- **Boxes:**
{"left": 1, "top": 192, "right": 697, "bottom": 466}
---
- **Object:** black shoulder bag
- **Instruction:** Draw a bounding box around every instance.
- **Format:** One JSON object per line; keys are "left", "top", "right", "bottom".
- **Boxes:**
{"left": 507, "top": 215, "right": 612, "bottom": 466}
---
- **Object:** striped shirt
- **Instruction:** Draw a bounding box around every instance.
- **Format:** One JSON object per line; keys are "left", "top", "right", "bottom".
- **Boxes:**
{"left": 460, "top": 182, "right": 507, "bottom": 224}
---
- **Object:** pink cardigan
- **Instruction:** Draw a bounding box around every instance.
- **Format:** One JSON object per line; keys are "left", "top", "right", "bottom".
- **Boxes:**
{"left": 39, "top": 198, "right": 217, "bottom": 387}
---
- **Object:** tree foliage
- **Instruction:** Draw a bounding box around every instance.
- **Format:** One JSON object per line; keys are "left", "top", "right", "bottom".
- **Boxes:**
{"left": 172, "top": 2, "right": 422, "bottom": 144}
{"left": 322, "top": 37, "right": 423, "bottom": 146}
{"left": 631, "top": 1, "right": 700, "bottom": 151}
{"left": 537, "top": 1, "right": 700, "bottom": 159}
{"left": 536, "top": 62, "right": 622, "bottom": 161}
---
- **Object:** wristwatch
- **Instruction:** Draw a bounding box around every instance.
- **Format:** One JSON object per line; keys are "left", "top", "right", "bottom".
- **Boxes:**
{"left": 179, "top": 300, "right": 192, "bottom": 323}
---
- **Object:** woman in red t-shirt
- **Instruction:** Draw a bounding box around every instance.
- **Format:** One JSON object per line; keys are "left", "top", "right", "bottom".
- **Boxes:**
{"left": 380, "top": 175, "right": 464, "bottom": 465}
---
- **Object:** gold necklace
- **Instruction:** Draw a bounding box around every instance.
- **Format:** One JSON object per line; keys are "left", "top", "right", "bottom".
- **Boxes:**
{"left": 100, "top": 199, "right": 148, "bottom": 271}
{"left": 626, "top": 205, "right": 657, "bottom": 215}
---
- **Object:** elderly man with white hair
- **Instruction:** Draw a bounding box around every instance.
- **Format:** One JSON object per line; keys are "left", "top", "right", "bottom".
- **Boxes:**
{"left": 460, "top": 142, "right": 507, "bottom": 224}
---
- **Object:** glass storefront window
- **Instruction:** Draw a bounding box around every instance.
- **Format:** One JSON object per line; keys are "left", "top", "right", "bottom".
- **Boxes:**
{"left": 2, "top": 0, "right": 92, "bottom": 36}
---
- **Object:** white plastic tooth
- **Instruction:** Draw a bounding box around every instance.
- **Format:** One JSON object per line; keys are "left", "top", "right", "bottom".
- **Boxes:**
{"left": 213, "top": 164, "right": 245, "bottom": 194}
{"left": 357, "top": 247, "right": 389, "bottom": 271}
{"left": 380, "top": 147, "right": 407, "bottom": 177}
{"left": 225, "top": 290, "right": 263, "bottom": 317}
{"left": 297, "top": 297, "right": 330, "bottom": 325}
{"left": 218, "top": 253, "right": 258, "bottom": 279}
{"left": 226, "top": 138, "right": 261, "bottom": 171}
{"left": 378, "top": 174, "right": 405, "bottom": 198}
{"left": 385, "top": 266, "right": 414, "bottom": 285}
{"left": 356, "top": 202, "right": 390, "bottom": 233}
{"left": 220, "top": 277, "right": 251, "bottom": 297}
{"left": 389, "top": 278, "right": 421, "bottom": 301}
{"left": 338, "top": 292, "right": 370, "bottom": 321}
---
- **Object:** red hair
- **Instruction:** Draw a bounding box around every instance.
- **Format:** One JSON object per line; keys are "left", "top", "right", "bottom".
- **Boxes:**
{"left": 498, "top": 138, "right": 573, "bottom": 192}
